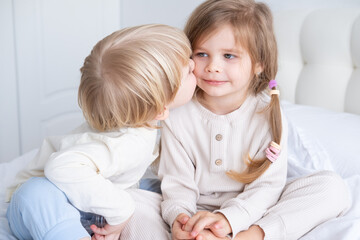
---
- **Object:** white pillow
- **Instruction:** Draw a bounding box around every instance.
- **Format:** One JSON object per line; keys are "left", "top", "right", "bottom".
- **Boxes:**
{"left": 282, "top": 101, "right": 360, "bottom": 179}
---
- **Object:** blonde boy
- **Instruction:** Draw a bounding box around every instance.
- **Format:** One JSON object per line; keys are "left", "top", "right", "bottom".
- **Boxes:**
{"left": 6, "top": 24, "right": 196, "bottom": 240}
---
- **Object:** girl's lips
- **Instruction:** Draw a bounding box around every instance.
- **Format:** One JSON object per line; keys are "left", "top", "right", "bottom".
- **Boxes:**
{"left": 203, "top": 79, "right": 227, "bottom": 85}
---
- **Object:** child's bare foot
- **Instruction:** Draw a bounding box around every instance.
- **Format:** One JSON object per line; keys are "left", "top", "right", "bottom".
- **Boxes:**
{"left": 235, "top": 225, "right": 264, "bottom": 240}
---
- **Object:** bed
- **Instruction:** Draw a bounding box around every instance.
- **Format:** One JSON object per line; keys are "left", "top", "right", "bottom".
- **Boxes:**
{"left": 1, "top": 8, "right": 360, "bottom": 239}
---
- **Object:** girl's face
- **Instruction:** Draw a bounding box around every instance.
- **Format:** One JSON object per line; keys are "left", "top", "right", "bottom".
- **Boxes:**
{"left": 192, "top": 24, "right": 261, "bottom": 104}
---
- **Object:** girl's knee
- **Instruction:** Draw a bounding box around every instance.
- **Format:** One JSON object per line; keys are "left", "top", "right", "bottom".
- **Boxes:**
{"left": 314, "top": 170, "right": 346, "bottom": 192}
{"left": 313, "top": 171, "right": 351, "bottom": 215}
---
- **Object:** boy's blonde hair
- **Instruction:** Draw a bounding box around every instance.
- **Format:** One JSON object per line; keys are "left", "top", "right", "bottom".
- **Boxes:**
{"left": 185, "top": 0, "right": 281, "bottom": 183}
{"left": 79, "top": 24, "right": 191, "bottom": 131}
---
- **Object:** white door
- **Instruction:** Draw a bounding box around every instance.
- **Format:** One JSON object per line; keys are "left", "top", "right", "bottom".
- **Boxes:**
{"left": 12, "top": 0, "right": 121, "bottom": 157}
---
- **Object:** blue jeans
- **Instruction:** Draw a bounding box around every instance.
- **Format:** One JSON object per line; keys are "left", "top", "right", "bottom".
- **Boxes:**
{"left": 139, "top": 178, "right": 161, "bottom": 194}
{"left": 6, "top": 177, "right": 89, "bottom": 240}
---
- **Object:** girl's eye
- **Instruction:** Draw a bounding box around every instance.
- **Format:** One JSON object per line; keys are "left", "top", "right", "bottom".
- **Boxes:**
{"left": 224, "top": 54, "right": 235, "bottom": 59}
{"left": 196, "top": 52, "right": 208, "bottom": 57}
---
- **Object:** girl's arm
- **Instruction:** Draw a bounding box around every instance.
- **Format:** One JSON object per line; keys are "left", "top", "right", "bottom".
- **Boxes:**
{"left": 158, "top": 119, "right": 199, "bottom": 227}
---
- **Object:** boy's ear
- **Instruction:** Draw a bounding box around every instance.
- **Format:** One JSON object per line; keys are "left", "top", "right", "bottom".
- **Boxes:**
{"left": 155, "top": 106, "right": 170, "bottom": 120}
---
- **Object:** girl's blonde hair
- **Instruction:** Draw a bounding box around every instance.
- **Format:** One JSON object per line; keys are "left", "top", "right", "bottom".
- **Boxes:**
{"left": 79, "top": 24, "right": 191, "bottom": 131}
{"left": 185, "top": 0, "right": 282, "bottom": 183}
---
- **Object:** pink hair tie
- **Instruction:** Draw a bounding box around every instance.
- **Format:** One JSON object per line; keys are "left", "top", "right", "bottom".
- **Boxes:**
{"left": 266, "top": 141, "right": 281, "bottom": 163}
{"left": 269, "top": 79, "right": 277, "bottom": 89}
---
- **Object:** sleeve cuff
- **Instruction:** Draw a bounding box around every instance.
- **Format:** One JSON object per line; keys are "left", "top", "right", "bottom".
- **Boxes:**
{"left": 255, "top": 213, "right": 286, "bottom": 240}
{"left": 162, "top": 206, "right": 193, "bottom": 229}
{"left": 105, "top": 200, "right": 135, "bottom": 225}
{"left": 215, "top": 206, "right": 250, "bottom": 238}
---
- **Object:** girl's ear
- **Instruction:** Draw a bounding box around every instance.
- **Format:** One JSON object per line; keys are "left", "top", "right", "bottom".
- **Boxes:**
{"left": 254, "top": 63, "right": 263, "bottom": 75}
{"left": 155, "top": 106, "right": 170, "bottom": 120}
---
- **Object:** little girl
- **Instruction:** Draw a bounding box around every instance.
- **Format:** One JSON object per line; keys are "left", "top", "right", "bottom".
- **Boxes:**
{"left": 6, "top": 24, "right": 196, "bottom": 240}
{"left": 158, "top": 0, "right": 351, "bottom": 240}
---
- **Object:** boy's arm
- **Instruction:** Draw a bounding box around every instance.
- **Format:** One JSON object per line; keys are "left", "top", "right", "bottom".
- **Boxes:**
{"left": 45, "top": 129, "right": 155, "bottom": 225}
{"left": 158, "top": 119, "right": 199, "bottom": 227}
{"left": 44, "top": 144, "right": 134, "bottom": 225}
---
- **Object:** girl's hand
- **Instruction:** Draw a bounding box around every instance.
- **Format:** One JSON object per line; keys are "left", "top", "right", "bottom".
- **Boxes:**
{"left": 90, "top": 220, "right": 127, "bottom": 240}
{"left": 195, "top": 229, "right": 230, "bottom": 240}
{"left": 184, "top": 211, "right": 232, "bottom": 238}
{"left": 172, "top": 213, "right": 194, "bottom": 240}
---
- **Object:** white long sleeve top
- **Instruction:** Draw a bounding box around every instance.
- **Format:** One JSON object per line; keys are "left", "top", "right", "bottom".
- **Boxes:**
{"left": 7, "top": 123, "right": 158, "bottom": 225}
{"left": 158, "top": 93, "right": 288, "bottom": 237}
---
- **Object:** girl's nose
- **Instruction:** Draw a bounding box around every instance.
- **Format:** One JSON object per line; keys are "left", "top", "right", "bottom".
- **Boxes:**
{"left": 205, "top": 60, "right": 222, "bottom": 73}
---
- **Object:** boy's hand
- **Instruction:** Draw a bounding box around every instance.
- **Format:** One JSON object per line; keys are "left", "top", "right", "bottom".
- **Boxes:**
{"left": 90, "top": 220, "right": 127, "bottom": 240}
{"left": 183, "top": 211, "right": 232, "bottom": 238}
{"left": 172, "top": 213, "right": 194, "bottom": 240}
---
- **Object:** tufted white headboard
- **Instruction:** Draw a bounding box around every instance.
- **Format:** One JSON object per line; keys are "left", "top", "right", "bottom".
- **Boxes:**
{"left": 273, "top": 8, "right": 360, "bottom": 115}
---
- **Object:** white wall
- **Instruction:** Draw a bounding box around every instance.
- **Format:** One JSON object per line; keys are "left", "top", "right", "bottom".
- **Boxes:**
{"left": 0, "top": 0, "right": 20, "bottom": 162}
{"left": 1, "top": 0, "right": 359, "bottom": 163}
{"left": 120, "top": 0, "right": 204, "bottom": 28}
{"left": 262, "top": 0, "right": 360, "bottom": 11}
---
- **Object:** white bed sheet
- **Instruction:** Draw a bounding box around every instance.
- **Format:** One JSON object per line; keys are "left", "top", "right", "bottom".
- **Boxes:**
{"left": 0, "top": 149, "right": 37, "bottom": 240}
{"left": 1, "top": 102, "right": 359, "bottom": 239}
{"left": 282, "top": 101, "right": 360, "bottom": 239}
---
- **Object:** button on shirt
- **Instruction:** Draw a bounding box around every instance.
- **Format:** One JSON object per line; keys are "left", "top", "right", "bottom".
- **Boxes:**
{"left": 210, "top": 124, "right": 228, "bottom": 172}
{"left": 215, "top": 159, "right": 222, "bottom": 165}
